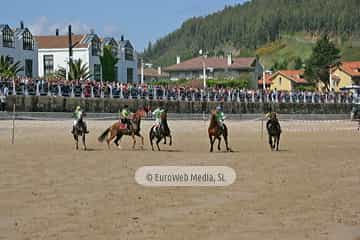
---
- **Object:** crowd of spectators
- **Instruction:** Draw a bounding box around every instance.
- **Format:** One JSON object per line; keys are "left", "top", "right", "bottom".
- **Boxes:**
{"left": 0, "top": 78, "right": 358, "bottom": 105}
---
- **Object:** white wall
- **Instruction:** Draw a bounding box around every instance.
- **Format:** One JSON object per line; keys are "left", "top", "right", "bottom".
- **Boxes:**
{"left": 117, "top": 49, "right": 138, "bottom": 83}
{"left": 0, "top": 31, "right": 38, "bottom": 78}
{"left": 38, "top": 48, "right": 89, "bottom": 78}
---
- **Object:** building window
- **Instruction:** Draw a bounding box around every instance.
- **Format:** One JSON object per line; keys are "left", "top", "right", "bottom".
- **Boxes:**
{"left": 92, "top": 38, "right": 101, "bottom": 56}
{"left": 279, "top": 77, "right": 282, "bottom": 85}
{"left": 25, "top": 59, "right": 33, "bottom": 78}
{"left": 43, "top": 55, "right": 54, "bottom": 77}
{"left": 109, "top": 40, "right": 118, "bottom": 56}
{"left": 2, "top": 26, "right": 14, "bottom": 48}
{"left": 125, "top": 44, "right": 134, "bottom": 61}
{"left": 23, "top": 30, "right": 33, "bottom": 50}
{"left": 7, "top": 56, "right": 14, "bottom": 64}
{"left": 94, "top": 64, "right": 101, "bottom": 81}
{"left": 127, "top": 68, "right": 133, "bottom": 83}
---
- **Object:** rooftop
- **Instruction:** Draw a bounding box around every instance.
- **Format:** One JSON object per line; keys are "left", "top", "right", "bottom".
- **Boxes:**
{"left": 164, "top": 56, "right": 256, "bottom": 72}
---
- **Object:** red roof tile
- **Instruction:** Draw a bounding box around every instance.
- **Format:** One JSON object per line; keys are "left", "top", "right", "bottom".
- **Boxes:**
{"left": 35, "top": 35, "right": 87, "bottom": 49}
{"left": 274, "top": 70, "right": 308, "bottom": 84}
{"left": 137, "top": 68, "right": 169, "bottom": 78}
{"left": 164, "top": 56, "right": 256, "bottom": 71}
{"left": 338, "top": 61, "right": 360, "bottom": 77}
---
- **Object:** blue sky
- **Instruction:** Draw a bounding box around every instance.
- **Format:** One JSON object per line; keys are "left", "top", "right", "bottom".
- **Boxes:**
{"left": 1, "top": 0, "right": 245, "bottom": 50}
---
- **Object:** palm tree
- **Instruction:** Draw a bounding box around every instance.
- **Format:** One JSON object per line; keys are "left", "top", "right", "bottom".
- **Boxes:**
{"left": 57, "top": 59, "right": 91, "bottom": 80}
{"left": 100, "top": 45, "right": 119, "bottom": 81}
{"left": 0, "top": 56, "right": 24, "bottom": 78}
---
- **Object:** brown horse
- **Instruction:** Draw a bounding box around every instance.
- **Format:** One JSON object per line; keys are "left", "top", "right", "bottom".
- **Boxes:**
{"left": 98, "top": 108, "right": 146, "bottom": 149}
{"left": 208, "top": 110, "right": 231, "bottom": 152}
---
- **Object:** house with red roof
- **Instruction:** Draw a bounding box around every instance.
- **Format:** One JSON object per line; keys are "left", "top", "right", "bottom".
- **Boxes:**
{"left": 163, "top": 55, "right": 263, "bottom": 88}
{"left": 137, "top": 67, "right": 169, "bottom": 82}
{"left": 331, "top": 61, "right": 360, "bottom": 91}
{"left": 263, "top": 70, "right": 310, "bottom": 91}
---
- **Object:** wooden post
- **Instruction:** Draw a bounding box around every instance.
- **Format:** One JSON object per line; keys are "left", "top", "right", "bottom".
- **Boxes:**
{"left": 11, "top": 104, "right": 15, "bottom": 144}
{"left": 261, "top": 118, "right": 264, "bottom": 140}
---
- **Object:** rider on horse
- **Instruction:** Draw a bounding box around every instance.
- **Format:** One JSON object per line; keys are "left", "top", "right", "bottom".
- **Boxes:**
{"left": 120, "top": 105, "right": 133, "bottom": 130}
{"left": 215, "top": 105, "right": 226, "bottom": 130}
{"left": 152, "top": 106, "right": 165, "bottom": 129}
{"left": 266, "top": 112, "right": 281, "bottom": 132}
{"left": 72, "top": 106, "right": 89, "bottom": 134}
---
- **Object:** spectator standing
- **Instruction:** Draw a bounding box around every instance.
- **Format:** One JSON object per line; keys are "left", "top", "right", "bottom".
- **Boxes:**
{"left": 0, "top": 91, "right": 6, "bottom": 112}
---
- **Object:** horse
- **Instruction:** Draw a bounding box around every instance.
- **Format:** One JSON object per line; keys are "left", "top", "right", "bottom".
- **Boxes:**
{"left": 266, "top": 112, "right": 282, "bottom": 151}
{"left": 350, "top": 106, "right": 360, "bottom": 131}
{"left": 73, "top": 111, "right": 87, "bottom": 150}
{"left": 98, "top": 108, "right": 147, "bottom": 149}
{"left": 149, "top": 110, "right": 172, "bottom": 151}
{"left": 208, "top": 110, "right": 231, "bottom": 152}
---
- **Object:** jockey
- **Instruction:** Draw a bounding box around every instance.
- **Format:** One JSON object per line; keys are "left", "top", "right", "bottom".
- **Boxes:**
{"left": 215, "top": 105, "right": 226, "bottom": 129}
{"left": 72, "top": 106, "right": 89, "bottom": 134}
{"left": 152, "top": 106, "right": 165, "bottom": 128}
{"left": 120, "top": 105, "right": 133, "bottom": 130}
{"left": 266, "top": 112, "right": 281, "bottom": 131}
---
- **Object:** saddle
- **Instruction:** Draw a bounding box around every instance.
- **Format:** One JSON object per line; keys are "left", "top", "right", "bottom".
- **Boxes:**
{"left": 118, "top": 123, "right": 128, "bottom": 130}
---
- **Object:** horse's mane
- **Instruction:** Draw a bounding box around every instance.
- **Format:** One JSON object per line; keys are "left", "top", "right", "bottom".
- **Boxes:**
{"left": 133, "top": 108, "right": 146, "bottom": 121}
{"left": 160, "top": 110, "right": 167, "bottom": 121}
{"left": 209, "top": 110, "right": 218, "bottom": 128}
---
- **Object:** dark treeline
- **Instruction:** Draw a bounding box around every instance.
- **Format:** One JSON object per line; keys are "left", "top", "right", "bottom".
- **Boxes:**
{"left": 143, "top": 0, "right": 360, "bottom": 66}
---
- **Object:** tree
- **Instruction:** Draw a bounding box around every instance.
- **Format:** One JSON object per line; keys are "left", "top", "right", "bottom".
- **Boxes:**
{"left": 57, "top": 59, "right": 91, "bottom": 80}
{"left": 304, "top": 35, "right": 341, "bottom": 90}
{"left": 270, "top": 59, "right": 288, "bottom": 72}
{"left": 0, "top": 56, "right": 24, "bottom": 78}
{"left": 294, "top": 57, "right": 303, "bottom": 70}
{"left": 100, "top": 45, "right": 119, "bottom": 81}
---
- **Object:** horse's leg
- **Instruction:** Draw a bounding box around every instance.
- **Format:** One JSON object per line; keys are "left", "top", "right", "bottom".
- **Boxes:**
{"left": 276, "top": 134, "right": 280, "bottom": 151}
{"left": 75, "top": 135, "right": 79, "bottom": 150}
{"left": 272, "top": 137, "right": 276, "bottom": 149}
{"left": 217, "top": 137, "right": 221, "bottom": 151}
{"left": 222, "top": 127, "right": 230, "bottom": 151}
{"left": 132, "top": 133, "right": 136, "bottom": 149}
{"left": 209, "top": 135, "right": 214, "bottom": 152}
{"left": 114, "top": 133, "right": 123, "bottom": 148}
{"left": 82, "top": 134, "right": 87, "bottom": 151}
{"left": 107, "top": 129, "right": 116, "bottom": 150}
{"left": 169, "top": 134, "right": 172, "bottom": 146}
{"left": 163, "top": 136, "right": 166, "bottom": 144}
{"left": 136, "top": 133, "right": 144, "bottom": 149}
{"left": 268, "top": 135, "right": 273, "bottom": 151}
{"left": 149, "top": 129, "right": 155, "bottom": 151}
{"left": 156, "top": 137, "right": 161, "bottom": 151}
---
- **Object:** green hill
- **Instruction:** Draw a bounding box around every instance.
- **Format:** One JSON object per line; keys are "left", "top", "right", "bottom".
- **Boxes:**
{"left": 257, "top": 33, "right": 360, "bottom": 69}
{"left": 142, "top": 0, "right": 360, "bottom": 69}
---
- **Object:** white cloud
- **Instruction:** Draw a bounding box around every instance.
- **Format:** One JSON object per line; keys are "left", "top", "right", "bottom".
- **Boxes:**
{"left": 28, "top": 16, "right": 92, "bottom": 36}
{"left": 103, "top": 25, "right": 120, "bottom": 36}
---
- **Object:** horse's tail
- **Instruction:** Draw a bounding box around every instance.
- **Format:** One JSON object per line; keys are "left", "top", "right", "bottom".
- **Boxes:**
{"left": 98, "top": 128, "right": 110, "bottom": 142}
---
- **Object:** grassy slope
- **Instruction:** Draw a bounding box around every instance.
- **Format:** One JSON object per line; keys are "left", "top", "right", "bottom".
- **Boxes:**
{"left": 255, "top": 33, "right": 360, "bottom": 69}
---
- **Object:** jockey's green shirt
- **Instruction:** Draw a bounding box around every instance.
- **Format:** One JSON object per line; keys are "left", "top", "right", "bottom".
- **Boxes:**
{"left": 216, "top": 111, "right": 225, "bottom": 122}
{"left": 73, "top": 110, "right": 82, "bottom": 120}
{"left": 152, "top": 108, "right": 164, "bottom": 120}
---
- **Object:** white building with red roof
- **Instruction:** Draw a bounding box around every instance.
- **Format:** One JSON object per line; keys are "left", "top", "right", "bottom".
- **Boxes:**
{"left": 36, "top": 31, "right": 138, "bottom": 83}
{"left": 163, "top": 55, "right": 263, "bottom": 88}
